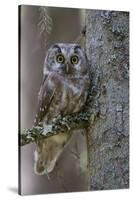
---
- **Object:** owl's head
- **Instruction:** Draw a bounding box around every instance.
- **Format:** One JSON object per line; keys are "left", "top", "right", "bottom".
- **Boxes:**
{"left": 43, "top": 43, "right": 88, "bottom": 77}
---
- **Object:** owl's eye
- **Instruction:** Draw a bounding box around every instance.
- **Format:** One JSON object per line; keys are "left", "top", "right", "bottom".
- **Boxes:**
{"left": 56, "top": 54, "right": 65, "bottom": 63}
{"left": 71, "top": 55, "right": 79, "bottom": 64}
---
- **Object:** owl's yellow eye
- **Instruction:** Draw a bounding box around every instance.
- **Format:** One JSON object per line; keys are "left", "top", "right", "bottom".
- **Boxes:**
{"left": 71, "top": 55, "right": 79, "bottom": 64}
{"left": 56, "top": 54, "right": 65, "bottom": 63}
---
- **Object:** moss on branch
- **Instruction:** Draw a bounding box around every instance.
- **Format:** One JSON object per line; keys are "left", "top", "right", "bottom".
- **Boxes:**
{"left": 20, "top": 108, "right": 91, "bottom": 146}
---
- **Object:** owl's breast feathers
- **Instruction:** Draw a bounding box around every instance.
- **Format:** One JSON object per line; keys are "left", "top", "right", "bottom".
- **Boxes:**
{"left": 34, "top": 72, "right": 89, "bottom": 126}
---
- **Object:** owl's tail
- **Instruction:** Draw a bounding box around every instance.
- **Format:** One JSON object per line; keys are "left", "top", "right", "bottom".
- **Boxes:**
{"left": 34, "top": 132, "right": 73, "bottom": 176}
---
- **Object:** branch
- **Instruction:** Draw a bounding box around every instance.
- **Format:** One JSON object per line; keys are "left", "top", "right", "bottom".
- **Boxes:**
{"left": 20, "top": 109, "right": 91, "bottom": 146}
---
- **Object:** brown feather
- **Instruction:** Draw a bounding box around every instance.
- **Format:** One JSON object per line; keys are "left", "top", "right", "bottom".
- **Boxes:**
{"left": 34, "top": 73, "right": 56, "bottom": 126}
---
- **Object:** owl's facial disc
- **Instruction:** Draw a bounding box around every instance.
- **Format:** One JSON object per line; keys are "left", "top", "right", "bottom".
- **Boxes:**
{"left": 44, "top": 43, "right": 87, "bottom": 76}
{"left": 55, "top": 54, "right": 80, "bottom": 75}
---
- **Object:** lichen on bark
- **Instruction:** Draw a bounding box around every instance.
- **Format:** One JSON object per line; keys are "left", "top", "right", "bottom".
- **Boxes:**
{"left": 85, "top": 10, "right": 129, "bottom": 190}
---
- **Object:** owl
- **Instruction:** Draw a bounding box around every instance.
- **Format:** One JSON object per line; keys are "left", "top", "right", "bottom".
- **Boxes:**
{"left": 34, "top": 43, "right": 89, "bottom": 175}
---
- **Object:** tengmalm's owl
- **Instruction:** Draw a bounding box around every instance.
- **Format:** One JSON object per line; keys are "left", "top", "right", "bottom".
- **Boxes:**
{"left": 34, "top": 43, "right": 89, "bottom": 175}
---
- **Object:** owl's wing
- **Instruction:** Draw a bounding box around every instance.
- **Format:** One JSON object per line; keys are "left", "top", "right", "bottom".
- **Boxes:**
{"left": 33, "top": 73, "right": 57, "bottom": 126}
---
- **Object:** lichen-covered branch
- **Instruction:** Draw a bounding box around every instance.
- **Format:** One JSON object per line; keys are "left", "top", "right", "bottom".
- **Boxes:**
{"left": 20, "top": 105, "right": 92, "bottom": 146}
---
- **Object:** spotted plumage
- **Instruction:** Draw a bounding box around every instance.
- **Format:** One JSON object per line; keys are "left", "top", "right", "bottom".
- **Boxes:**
{"left": 34, "top": 43, "right": 90, "bottom": 175}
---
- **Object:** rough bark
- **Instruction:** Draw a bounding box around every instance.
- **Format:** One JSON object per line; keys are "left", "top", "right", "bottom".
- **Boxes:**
{"left": 85, "top": 10, "right": 129, "bottom": 190}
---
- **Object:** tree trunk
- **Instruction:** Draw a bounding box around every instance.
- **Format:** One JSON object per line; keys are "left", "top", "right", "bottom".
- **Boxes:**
{"left": 85, "top": 10, "right": 129, "bottom": 190}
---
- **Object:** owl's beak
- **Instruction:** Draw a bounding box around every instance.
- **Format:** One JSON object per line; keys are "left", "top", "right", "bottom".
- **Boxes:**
{"left": 65, "top": 63, "right": 69, "bottom": 73}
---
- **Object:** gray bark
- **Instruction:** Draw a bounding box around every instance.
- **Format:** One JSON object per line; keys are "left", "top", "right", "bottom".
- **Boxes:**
{"left": 85, "top": 10, "right": 129, "bottom": 190}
